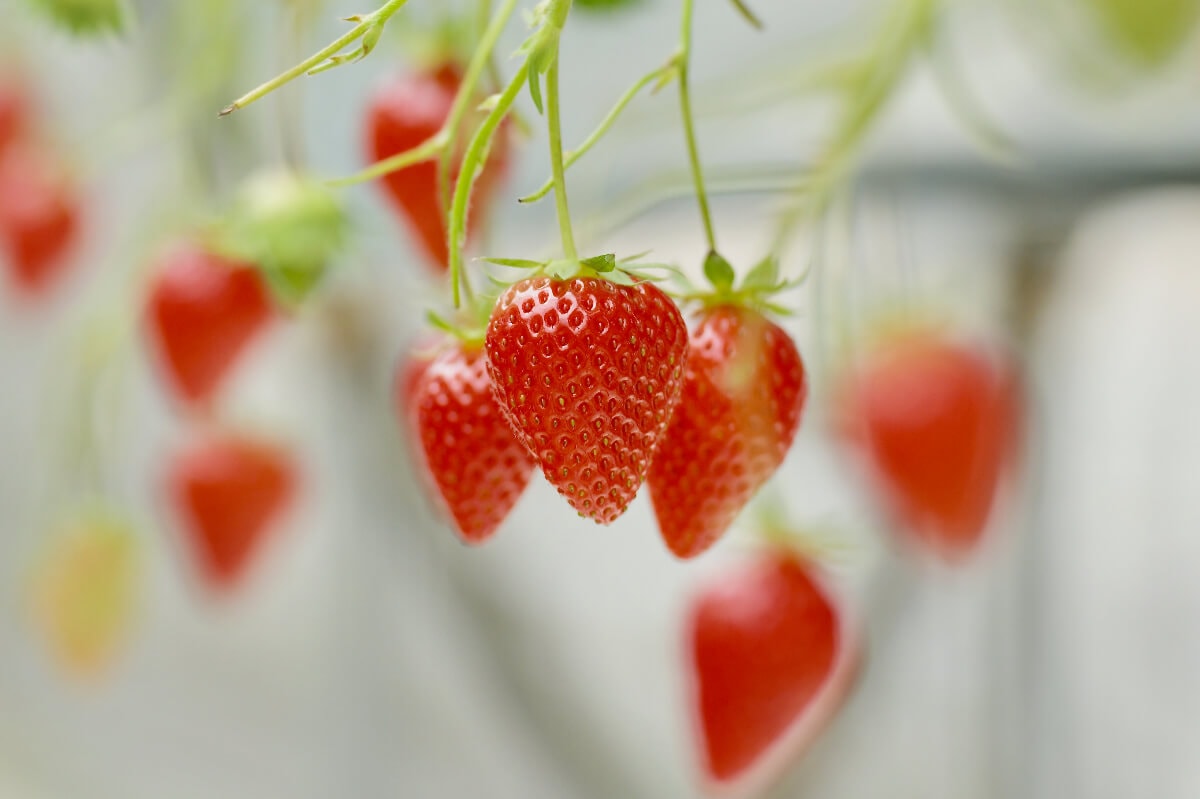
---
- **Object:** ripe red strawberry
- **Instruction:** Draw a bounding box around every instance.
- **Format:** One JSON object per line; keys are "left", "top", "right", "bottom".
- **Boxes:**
{"left": 407, "top": 341, "right": 535, "bottom": 544}
{"left": 687, "top": 549, "right": 855, "bottom": 791}
{"left": 144, "top": 242, "right": 274, "bottom": 407}
{"left": 367, "top": 64, "right": 510, "bottom": 273}
{"left": 168, "top": 432, "right": 298, "bottom": 591}
{"left": 649, "top": 306, "right": 807, "bottom": 558}
{"left": 0, "top": 147, "right": 80, "bottom": 295}
{"left": 485, "top": 276, "right": 688, "bottom": 524}
{"left": 837, "top": 329, "right": 1019, "bottom": 560}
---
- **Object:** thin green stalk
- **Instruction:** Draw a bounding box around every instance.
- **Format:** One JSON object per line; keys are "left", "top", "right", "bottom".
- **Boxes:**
{"left": 437, "top": 0, "right": 518, "bottom": 215}
{"left": 679, "top": 0, "right": 717, "bottom": 253}
{"left": 326, "top": 135, "right": 444, "bottom": 188}
{"left": 520, "top": 64, "right": 668, "bottom": 204}
{"left": 545, "top": 55, "right": 578, "bottom": 261}
{"left": 449, "top": 67, "right": 527, "bottom": 307}
{"left": 219, "top": 0, "right": 411, "bottom": 116}
{"left": 768, "top": 0, "right": 939, "bottom": 255}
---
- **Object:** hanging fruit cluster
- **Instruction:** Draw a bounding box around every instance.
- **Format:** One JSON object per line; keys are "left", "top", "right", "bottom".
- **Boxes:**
{"left": 5, "top": 0, "right": 1091, "bottom": 789}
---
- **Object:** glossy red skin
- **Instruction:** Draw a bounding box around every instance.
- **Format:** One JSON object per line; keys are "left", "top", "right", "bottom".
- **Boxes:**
{"left": 168, "top": 434, "right": 298, "bottom": 591}
{"left": 688, "top": 550, "right": 840, "bottom": 785}
{"left": 485, "top": 276, "right": 688, "bottom": 524}
{"left": 410, "top": 342, "right": 535, "bottom": 544}
{"left": 650, "top": 306, "right": 807, "bottom": 559}
{"left": 144, "top": 242, "right": 274, "bottom": 407}
{"left": 0, "top": 148, "right": 80, "bottom": 295}
{"left": 839, "top": 333, "right": 1019, "bottom": 560}
{"left": 367, "top": 65, "right": 509, "bottom": 273}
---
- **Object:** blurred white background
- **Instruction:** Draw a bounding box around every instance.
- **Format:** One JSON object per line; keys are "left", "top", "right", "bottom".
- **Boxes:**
{"left": 1, "top": 0, "right": 1199, "bottom": 797}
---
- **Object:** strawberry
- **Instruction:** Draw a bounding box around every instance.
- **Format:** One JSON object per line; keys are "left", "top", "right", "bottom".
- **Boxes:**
{"left": 485, "top": 275, "right": 688, "bottom": 524}
{"left": 144, "top": 241, "right": 275, "bottom": 407}
{"left": 687, "top": 548, "right": 854, "bottom": 790}
{"left": 407, "top": 340, "right": 535, "bottom": 544}
{"left": 837, "top": 329, "right": 1019, "bottom": 560}
{"left": 367, "top": 64, "right": 509, "bottom": 273}
{"left": 0, "top": 147, "right": 80, "bottom": 295}
{"left": 649, "top": 306, "right": 807, "bottom": 558}
{"left": 167, "top": 432, "right": 298, "bottom": 591}
{"left": 29, "top": 511, "right": 139, "bottom": 680}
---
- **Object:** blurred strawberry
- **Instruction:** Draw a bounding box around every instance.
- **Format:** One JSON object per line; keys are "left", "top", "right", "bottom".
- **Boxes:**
{"left": 649, "top": 305, "right": 807, "bottom": 559}
{"left": 167, "top": 432, "right": 298, "bottom": 592}
{"left": 219, "top": 170, "right": 347, "bottom": 307}
{"left": 144, "top": 241, "right": 275, "bottom": 408}
{"left": 837, "top": 328, "right": 1020, "bottom": 561}
{"left": 29, "top": 511, "right": 139, "bottom": 680}
{"left": 686, "top": 548, "right": 856, "bottom": 790}
{"left": 367, "top": 63, "right": 510, "bottom": 273}
{"left": 409, "top": 339, "right": 534, "bottom": 544}
{"left": 0, "top": 147, "right": 80, "bottom": 296}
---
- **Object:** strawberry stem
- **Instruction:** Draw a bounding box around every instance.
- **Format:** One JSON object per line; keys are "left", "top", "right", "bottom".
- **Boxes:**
{"left": 678, "top": 0, "right": 717, "bottom": 254}
{"left": 545, "top": 41, "right": 579, "bottom": 262}
{"left": 768, "top": 0, "right": 940, "bottom": 256}
{"left": 449, "top": 66, "right": 527, "bottom": 308}
{"left": 218, "top": 0, "right": 412, "bottom": 117}
{"left": 520, "top": 61, "right": 674, "bottom": 205}
{"left": 437, "top": 0, "right": 518, "bottom": 216}
{"left": 326, "top": 132, "right": 446, "bottom": 190}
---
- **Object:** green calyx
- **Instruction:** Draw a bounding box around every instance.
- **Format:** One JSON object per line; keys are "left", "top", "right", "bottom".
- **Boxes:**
{"left": 483, "top": 251, "right": 683, "bottom": 287}
{"left": 689, "top": 250, "right": 798, "bottom": 315}
{"left": 27, "top": 0, "right": 129, "bottom": 35}
{"left": 218, "top": 170, "right": 348, "bottom": 308}
{"left": 425, "top": 293, "right": 499, "bottom": 347}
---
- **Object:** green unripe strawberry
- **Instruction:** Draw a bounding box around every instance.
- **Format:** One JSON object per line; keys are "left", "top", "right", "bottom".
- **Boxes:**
{"left": 219, "top": 171, "right": 348, "bottom": 307}
{"left": 26, "top": 0, "right": 129, "bottom": 35}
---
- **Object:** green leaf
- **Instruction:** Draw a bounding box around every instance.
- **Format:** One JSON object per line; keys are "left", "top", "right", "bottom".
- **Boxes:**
{"left": 703, "top": 251, "right": 736, "bottom": 292}
{"left": 426, "top": 311, "right": 458, "bottom": 335}
{"left": 575, "top": 0, "right": 642, "bottom": 13}
{"left": 741, "top": 255, "right": 779, "bottom": 290}
{"left": 262, "top": 260, "right": 327, "bottom": 309}
{"left": 483, "top": 257, "right": 546, "bottom": 269}
{"left": 760, "top": 301, "right": 794, "bottom": 316}
{"left": 527, "top": 61, "right": 545, "bottom": 114}
{"left": 581, "top": 253, "right": 617, "bottom": 272}
{"left": 727, "top": 0, "right": 764, "bottom": 29}
{"left": 605, "top": 270, "right": 636, "bottom": 286}
{"left": 652, "top": 62, "right": 680, "bottom": 93}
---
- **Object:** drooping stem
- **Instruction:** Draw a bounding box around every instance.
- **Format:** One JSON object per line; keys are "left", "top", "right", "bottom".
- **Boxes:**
{"left": 520, "top": 63, "right": 671, "bottom": 204}
{"left": 326, "top": 135, "right": 445, "bottom": 188}
{"left": 219, "top": 0, "right": 411, "bottom": 116}
{"left": 768, "top": 0, "right": 939, "bottom": 256}
{"left": 437, "top": 0, "right": 518, "bottom": 215}
{"left": 545, "top": 53, "right": 578, "bottom": 261}
{"left": 679, "top": 0, "right": 717, "bottom": 253}
{"left": 449, "top": 68, "right": 527, "bottom": 307}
